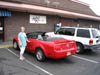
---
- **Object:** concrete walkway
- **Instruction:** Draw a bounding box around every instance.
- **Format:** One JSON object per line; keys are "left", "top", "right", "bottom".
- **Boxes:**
{"left": 0, "top": 41, "right": 13, "bottom": 48}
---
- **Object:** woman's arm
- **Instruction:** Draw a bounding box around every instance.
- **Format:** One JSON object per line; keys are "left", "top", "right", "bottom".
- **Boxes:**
{"left": 26, "top": 39, "right": 30, "bottom": 42}
{"left": 18, "top": 40, "right": 22, "bottom": 46}
{"left": 25, "top": 33, "right": 30, "bottom": 43}
{"left": 18, "top": 33, "right": 22, "bottom": 46}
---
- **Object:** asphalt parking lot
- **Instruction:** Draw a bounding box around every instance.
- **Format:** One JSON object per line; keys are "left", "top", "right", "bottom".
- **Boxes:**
{"left": 0, "top": 48, "right": 100, "bottom": 75}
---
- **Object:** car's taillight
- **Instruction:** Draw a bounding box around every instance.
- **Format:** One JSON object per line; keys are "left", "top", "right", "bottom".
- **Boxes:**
{"left": 89, "top": 40, "right": 93, "bottom": 45}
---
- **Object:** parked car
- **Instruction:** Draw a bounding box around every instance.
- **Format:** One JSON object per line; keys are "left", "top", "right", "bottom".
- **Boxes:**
{"left": 13, "top": 32, "right": 77, "bottom": 61}
{"left": 46, "top": 27, "right": 100, "bottom": 54}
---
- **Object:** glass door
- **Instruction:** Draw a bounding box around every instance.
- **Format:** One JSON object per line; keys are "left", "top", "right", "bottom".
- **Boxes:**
{"left": 0, "top": 17, "right": 4, "bottom": 42}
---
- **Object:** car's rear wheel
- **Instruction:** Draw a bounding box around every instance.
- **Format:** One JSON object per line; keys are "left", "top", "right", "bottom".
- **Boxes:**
{"left": 35, "top": 48, "right": 46, "bottom": 61}
{"left": 76, "top": 43, "right": 84, "bottom": 54}
{"left": 13, "top": 41, "right": 19, "bottom": 50}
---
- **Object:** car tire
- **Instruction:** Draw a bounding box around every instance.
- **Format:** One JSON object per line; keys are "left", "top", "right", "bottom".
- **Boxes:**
{"left": 35, "top": 48, "right": 46, "bottom": 61}
{"left": 76, "top": 43, "right": 84, "bottom": 54}
{"left": 13, "top": 41, "right": 19, "bottom": 50}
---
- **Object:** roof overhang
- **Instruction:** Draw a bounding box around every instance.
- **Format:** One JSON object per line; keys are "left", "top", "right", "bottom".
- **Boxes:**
{"left": 0, "top": 1, "right": 100, "bottom": 21}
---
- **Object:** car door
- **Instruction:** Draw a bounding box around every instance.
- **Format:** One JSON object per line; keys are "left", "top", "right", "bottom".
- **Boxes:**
{"left": 75, "top": 29, "right": 91, "bottom": 45}
{"left": 26, "top": 32, "right": 37, "bottom": 52}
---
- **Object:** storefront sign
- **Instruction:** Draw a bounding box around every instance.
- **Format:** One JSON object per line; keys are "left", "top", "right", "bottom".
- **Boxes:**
{"left": 30, "top": 15, "right": 47, "bottom": 24}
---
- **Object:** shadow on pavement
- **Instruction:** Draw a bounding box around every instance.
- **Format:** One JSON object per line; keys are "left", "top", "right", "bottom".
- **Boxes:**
{"left": 25, "top": 51, "right": 75, "bottom": 65}
{"left": 77, "top": 49, "right": 100, "bottom": 56}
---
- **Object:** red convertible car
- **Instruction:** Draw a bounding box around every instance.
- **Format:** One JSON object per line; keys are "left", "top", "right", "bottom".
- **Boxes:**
{"left": 13, "top": 32, "right": 77, "bottom": 61}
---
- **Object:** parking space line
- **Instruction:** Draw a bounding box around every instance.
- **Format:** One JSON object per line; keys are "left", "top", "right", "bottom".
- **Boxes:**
{"left": 6, "top": 48, "right": 53, "bottom": 75}
{"left": 72, "top": 55, "right": 99, "bottom": 64}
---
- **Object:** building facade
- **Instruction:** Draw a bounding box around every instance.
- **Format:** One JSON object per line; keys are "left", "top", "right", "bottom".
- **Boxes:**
{"left": 0, "top": 0, "right": 100, "bottom": 41}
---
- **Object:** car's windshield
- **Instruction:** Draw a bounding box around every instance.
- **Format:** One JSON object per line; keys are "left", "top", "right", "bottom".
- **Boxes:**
{"left": 27, "top": 32, "right": 45, "bottom": 39}
{"left": 92, "top": 29, "right": 100, "bottom": 38}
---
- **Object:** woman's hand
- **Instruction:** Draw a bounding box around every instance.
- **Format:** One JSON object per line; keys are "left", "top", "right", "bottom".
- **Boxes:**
{"left": 27, "top": 39, "right": 30, "bottom": 43}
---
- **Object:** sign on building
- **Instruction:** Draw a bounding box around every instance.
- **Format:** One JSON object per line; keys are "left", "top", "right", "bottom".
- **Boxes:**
{"left": 30, "top": 15, "right": 47, "bottom": 24}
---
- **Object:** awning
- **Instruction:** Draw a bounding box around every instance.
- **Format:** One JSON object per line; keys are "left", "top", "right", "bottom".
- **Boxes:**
{"left": 0, "top": 10, "right": 11, "bottom": 16}
{"left": 0, "top": 1, "right": 100, "bottom": 21}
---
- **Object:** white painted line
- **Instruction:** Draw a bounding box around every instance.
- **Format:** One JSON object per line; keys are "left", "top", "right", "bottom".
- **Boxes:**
{"left": 72, "top": 55, "right": 99, "bottom": 64}
{"left": 6, "top": 48, "right": 19, "bottom": 57}
{"left": 6, "top": 48, "right": 53, "bottom": 75}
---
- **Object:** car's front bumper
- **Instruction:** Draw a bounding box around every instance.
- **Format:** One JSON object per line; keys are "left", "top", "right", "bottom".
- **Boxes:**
{"left": 84, "top": 44, "right": 100, "bottom": 51}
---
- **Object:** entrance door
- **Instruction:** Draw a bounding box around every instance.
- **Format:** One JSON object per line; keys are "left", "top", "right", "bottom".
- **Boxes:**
{"left": 0, "top": 17, "right": 4, "bottom": 42}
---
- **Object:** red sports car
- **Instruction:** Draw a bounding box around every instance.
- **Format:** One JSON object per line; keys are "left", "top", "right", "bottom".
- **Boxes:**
{"left": 13, "top": 32, "right": 77, "bottom": 61}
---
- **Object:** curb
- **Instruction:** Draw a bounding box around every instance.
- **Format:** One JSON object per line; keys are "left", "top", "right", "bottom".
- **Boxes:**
{"left": 0, "top": 45, "right": 13, "bottom": 48}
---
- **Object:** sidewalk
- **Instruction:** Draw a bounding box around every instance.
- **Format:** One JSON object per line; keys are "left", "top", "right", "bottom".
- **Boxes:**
{"left": 0, "top": 41, "right": 13, "bottom": 48}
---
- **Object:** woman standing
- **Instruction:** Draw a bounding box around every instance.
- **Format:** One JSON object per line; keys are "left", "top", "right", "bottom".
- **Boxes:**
{"left": 18, "top": 26, "right": 30, "bottom": 60}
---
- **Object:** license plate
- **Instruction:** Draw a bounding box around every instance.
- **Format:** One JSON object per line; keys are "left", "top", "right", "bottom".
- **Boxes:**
{"left": 67, "top": 52, "right": 71, "bottom": 56}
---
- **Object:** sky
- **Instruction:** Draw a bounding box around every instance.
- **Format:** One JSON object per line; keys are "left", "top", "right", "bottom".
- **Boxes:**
{"left": 80, "top": 0, "right": 100, "bottom": 16}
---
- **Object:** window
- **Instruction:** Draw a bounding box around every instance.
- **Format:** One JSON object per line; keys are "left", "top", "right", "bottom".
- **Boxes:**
{"left": 77, "top": 29, "right": 90, "bottom": 38}
{"left": 27, "top": 32, "right": 45, "bottom": 39}
{"left": 92, "top": 29, "right": 100, "bottom": 38}
{"left": 56, "top": 28, "right": 75, "bottom": 36}
{"left": 56, "top": 28, "right": 65, "bottom": 35}
{"left": 27, "top": 32, "right": 38, "bottom": 39}
{"left": 64, "top": 28, "right": 75, "bottom": 36}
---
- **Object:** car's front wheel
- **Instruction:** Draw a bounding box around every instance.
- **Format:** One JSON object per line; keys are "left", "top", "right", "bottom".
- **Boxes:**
{"left": 35, "top": 48, "right": 46, "bottom": 61}
{"left": 76, "top": 43, "right": 84, "bottom": 54}
{"left": 13, "top": 41, "right": 19, "bottom": 50}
